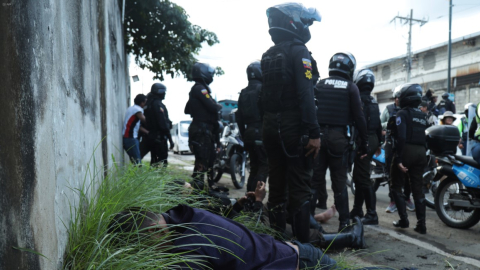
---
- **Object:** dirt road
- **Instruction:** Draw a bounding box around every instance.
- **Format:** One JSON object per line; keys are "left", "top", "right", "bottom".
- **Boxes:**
{"left": 167, "top": 153, "right": 480, "bottom": 270}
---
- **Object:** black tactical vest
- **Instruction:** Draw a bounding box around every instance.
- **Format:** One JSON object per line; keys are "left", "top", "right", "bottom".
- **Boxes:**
{"left": 386, "top": 103, "right": 400, "bottom": 118}
{"left": 261, "top": 41, "right": 301, "bottom": 113}
{"left": 315, "top": 76, "right": 352, "bottom": 126}
{"left": 405, "top": 107, "right": 427, "bottom": 145}
{"left": 238, "top": 83, "right": 262, "bottom": 125}
{"left": 361, "top": 95, "right": 381, "bottom": 133}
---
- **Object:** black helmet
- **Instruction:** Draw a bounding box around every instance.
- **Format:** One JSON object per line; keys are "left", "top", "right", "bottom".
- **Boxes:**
{"left": 353, "top": 69, "right": 375, "bottom": 92}
{"left": 442, "top": 92, "right": 449, "bottom": 99}
{"left": 192, "top": 62, "right": 215, "bottom": 85}
{"left": 247, "top": 61, "right": 262, "bottom": 81}
{"left": 328, "top": 52, "right": 356, "bottom": 80}
{"left": 394, "top": 83, "right": 423, "bottom": 108}
{"left": 150, "top": 83, "right": 166, "bottom": 95}
{"left": 266, "top": 3, "right": 321, "bottom": 44}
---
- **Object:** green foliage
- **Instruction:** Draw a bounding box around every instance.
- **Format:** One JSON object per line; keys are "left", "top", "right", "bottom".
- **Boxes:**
{"left": 124, "top": 0, "right": 223, "bottom": 80}
{"left": 62, "top": 161, "right": 224, "bottom": 269}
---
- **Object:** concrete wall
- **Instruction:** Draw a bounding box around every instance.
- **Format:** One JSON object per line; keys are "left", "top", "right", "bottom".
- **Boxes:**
{"left": 370, "top": 34, "right": 480, "bottom": 109}
{"left": 0, "top": 1, "right": 129, "bottom": 269}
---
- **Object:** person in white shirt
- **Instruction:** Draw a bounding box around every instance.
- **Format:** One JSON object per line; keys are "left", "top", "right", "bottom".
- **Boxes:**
{"left": 122, "top": 94, "right": 148, "bottom": 164}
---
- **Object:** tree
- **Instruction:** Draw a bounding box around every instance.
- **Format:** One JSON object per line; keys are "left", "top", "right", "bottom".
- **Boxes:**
{"left": 124, "top": 0, "right": 224, "bottom": 80}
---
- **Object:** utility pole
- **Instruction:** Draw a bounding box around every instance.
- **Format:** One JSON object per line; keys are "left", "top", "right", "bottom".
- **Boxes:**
{"left": 447, "top": 0, "right": 453, "bottom": 93}
{"left": 391, "top": 9, "right": 428, "bottom": 82}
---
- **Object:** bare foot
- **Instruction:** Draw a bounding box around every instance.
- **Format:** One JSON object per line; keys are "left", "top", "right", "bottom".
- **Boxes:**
{"left": 314, "top": 205, "right": 336, "bottom": 223}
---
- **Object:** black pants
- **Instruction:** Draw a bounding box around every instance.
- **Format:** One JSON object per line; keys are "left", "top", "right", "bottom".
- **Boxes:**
{"left": 244, "top": 126, "right": 269, "bottom": 192}
{"left": 263, "top": 111, "right": 312, "bottom": 212}
{"left": 148, "top": 136, "right": 168, "bottom": 166}
{"left": 385, "top": 139, "right": 411, "bottom": 201}
{"left": 313, "top": 126, "right": 348, "bottom": 196}
{"left": 189, "top": 121, "right": 216, "bottom": 189}
{"left": 390, "top": 144, "right": 426, "bottom": 203}
{"left": 353, "top": 134, "right": 379, "bottom": 188}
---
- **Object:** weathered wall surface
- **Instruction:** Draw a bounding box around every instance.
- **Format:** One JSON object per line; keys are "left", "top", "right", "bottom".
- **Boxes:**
{"left": 0, "top": 1, "right": 129, "bottom": 269}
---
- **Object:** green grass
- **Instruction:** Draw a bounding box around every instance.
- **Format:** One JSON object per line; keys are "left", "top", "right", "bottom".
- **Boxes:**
{"left": 62, "top": 159, "right": 228, "bottom": 269}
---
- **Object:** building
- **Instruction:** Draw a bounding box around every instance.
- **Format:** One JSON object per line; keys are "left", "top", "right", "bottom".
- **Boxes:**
{"left": 366, "top": 31, "right": 480, "bottom": 112}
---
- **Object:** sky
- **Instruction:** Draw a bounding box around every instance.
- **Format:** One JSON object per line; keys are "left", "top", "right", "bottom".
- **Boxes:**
{"left": 129, "top": 0, "right": 480, "bottom": 123}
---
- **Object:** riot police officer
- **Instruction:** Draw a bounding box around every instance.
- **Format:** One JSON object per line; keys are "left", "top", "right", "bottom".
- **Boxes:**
{"left": 313, "top": 52, "right": 368, "bottom": 232}
{"left": 185, "top": 62, "right": 222, "bottom": 190}
{"left": 349, "top": 69, "right": 382, "bottom": 225}
{"left": 390, "top": 83, "right": 428, "bottom": 234}
{"left": 237, "top": 61, "right": 269, "bottom": 192}
{"left": 144, "top": 83, "right": 172, "bottom": 166}
{"left": 438, "top": 92, "right": 456, "bottom": 114}
{"left": 260, "top": 3, "right": 321, "bottom": 243}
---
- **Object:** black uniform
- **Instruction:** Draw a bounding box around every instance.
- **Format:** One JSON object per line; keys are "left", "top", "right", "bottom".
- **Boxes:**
{"left": 237, "top": 80, "right": 269, "bottom": 192}
{"left": 185, "top": 82, "right": 222, "bottom": 190}
{"left": 144, "top": 95, "right": 171, "bottom": 166}
{"left": 313, "top": 74, "right": 368, "bottom": 231}
{"left": 391, "top": 107, "right": 428, "bottom": 233}
{"left": 438, "top": 97, "right": 456, "bottom": 114}
{"left": 261, "top": 39, "right": 320, "bottom": 241}
{"left": 384, "top": 103, "right": 412, "bottom": 202}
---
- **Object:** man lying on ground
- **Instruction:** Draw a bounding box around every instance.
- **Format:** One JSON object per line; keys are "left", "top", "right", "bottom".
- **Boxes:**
{"left": 109, "top": 204, "right": 389, "bottom": 270}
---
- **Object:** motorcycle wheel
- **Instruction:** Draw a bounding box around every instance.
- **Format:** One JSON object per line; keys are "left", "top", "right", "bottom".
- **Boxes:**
{"left": 346, "top": 170, "right": 355, "bottom": 195}
{"left": 423, "top": 170, "right": 437, "bottom": 209}
{"left": 434, "top": 177, "right": 480, "bottom": 229}
{"left": 212, "top": 166, "right": 223, "bottom": 183}
{"left": 230, "top": 153, "right": 245, "bottom": 189}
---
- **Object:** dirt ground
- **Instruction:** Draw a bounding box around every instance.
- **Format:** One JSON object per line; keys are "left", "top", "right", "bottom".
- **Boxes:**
{"left": 167, "top": 153, "right": 480, "bottom": 270}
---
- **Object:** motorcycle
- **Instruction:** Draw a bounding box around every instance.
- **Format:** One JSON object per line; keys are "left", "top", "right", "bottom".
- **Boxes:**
{"left": 426, "top": 125, "right": 480, "bottom": 229}
{"left": 212, "top": 121, "right": 247, "bottom": 189}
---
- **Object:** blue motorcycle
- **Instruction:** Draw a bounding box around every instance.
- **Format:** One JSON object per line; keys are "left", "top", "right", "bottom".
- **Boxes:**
{"left": 433, "top": 154, "right": 480, "bottom": 229}
{"left": 426, "top": 125, "right": 480, "bottom": 229}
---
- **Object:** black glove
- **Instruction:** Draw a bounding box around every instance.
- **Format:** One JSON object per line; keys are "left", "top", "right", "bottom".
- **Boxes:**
{"left": 169, "top": 140, "right": 174, "bottom": 150}
{"left": 358, "top": 142, "right": 369, "bottom": 156}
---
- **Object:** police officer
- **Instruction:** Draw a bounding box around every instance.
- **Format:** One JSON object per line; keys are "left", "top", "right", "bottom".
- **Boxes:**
{"left": 313, "top": 52, "right": 368, "bottom": 232}
{"left": 185, "top": 62, "right": 222, "bottom": 190}
{"left": 438, "top": 92, "right": 456, "bottom": 114}
{"left": 237, "top": 61, "right": 269, "bottom": 192}
{"left": 144, "top": 83, "right": 172, "bottom": 166}
{"left": 469, "top": 102, "right": 480, "bottom": 164}
{"left": 260, "top": 3, "right": 321, "bottom": 242}
{"left": 381, "top": 91, "right": 415, "bottom": 213}
{"left": 349, "top": 69, "right": 382, "bottom": 225}
{"left": 390, "top": 83, "right": 428, "bottom": 234}
{"left": 458, "top": 103, "right": 474, "bottom": 155}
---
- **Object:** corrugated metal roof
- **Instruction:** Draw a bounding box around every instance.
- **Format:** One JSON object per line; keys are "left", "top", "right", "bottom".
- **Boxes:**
{"left": 364, "top": 31, "right": 480, "bottom": 68}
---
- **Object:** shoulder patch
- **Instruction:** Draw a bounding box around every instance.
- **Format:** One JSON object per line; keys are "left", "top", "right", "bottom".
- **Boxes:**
{"left": 305, "top": 70, "right": 312, "bottom": 80}
{"left": 201, "top": 89, "right": 208, "bottom": 95}
{"left": 302, "top": 58, "right": 312, "bottom": 70}
{"left": 160, "top": 107, "right": 164, "bottom": 113}
{"left": 396, "top": 116, "right": 401, "bottom": 126}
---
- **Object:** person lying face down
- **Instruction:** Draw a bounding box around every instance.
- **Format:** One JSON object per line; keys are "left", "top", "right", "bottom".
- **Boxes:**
{"left": 109, "top": 203, "right": 393, "bottom": 270}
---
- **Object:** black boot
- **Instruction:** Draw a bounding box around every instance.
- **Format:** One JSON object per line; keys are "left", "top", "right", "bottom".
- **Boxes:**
{"left": 322, "top": 216, "right": 365, "bottom": 249}
{"left": 392, "top": 191, "right": 409, "bottom": 228}
{"left": 350, "top": 186, "right": 365, "bottom": 219}
{"left": 267, "top": 202, "right": 287, "bottom": 235}
{"left": 361, "top": 186, "right": 379, "bottom": 225}
{"left": 309, "top": 214, "right": 327, "bottom": 234}
{"left": 413, "top": 198, "right": 427, "bottom": 234}
{"left": 335, "top": 188, "right": 351, "bottom": 232}
{"left": 292, "top": 201, "right": 311, "bottom": 243}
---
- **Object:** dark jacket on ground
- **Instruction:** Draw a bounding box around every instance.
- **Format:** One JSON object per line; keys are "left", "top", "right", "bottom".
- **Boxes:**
{"left": 162, "top": 204, "right": 297, "bottom": 270}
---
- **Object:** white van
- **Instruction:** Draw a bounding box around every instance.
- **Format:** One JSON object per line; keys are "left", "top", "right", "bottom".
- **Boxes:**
{"left": 171, "top": 120, "right": 191, "bottom": 154}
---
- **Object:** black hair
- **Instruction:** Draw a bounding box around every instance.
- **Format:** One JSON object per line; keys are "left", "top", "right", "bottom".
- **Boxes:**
{"left": 134, "top": 94, "right": 147, "bottom": 106}
{"left": 107, "top": 207, "right": 159, "bottom": 234}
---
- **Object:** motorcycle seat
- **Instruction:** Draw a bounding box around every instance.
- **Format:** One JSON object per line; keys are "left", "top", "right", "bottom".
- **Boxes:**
{"left": 455, "top": 155, "right": 480, "bottom": 169}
